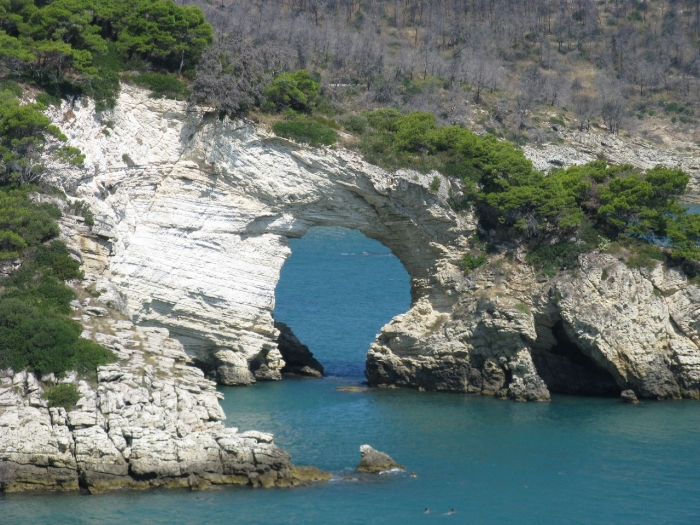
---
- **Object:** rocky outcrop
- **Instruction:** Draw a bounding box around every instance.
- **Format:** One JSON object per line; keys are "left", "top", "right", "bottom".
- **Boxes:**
{"left": 356, "top": 445, "right": 403, "bottom": 473}
{"left": 44, "top": 86, "right": 471, "bottom": 387}
{"left": 0, "top": 331, "right": 326, "bottom": 492}
{"left": 0, "top": 208, "right": 328, "bottom": 493}
{"left": 621, "top": 390, "right": 640, "bottom": 404}
{"left": 0, "top": 316, "right": 327, "bottom": 493}
{"left": 275, "top": 322, "right": 324, "bottom": 377}
{"left": 367, "top": 251, "right": 700, "bottom": 401}
{"left": 523, "top": 129, "right": 700, "bottom": 201}
{"left": 40, "top": 86, "right": 700, "bottom": 403}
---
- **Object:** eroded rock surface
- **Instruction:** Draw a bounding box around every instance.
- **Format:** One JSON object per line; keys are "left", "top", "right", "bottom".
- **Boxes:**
{"left": 44, "top": 86, "right": 471, "bottom": 387}
{"left": 356, "top": 445, "right": 403, "bottom": 473}
{"left": 38, "top": 86, "right": 700, "bottom": 404}
{"left": 0, "top": 324, "right": 323, "bottom": 492}
{"left": 0, "top": 210, "right": 326, "bottom": 493}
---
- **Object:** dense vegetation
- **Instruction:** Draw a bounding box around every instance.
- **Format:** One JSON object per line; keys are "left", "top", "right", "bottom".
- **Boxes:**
{"left": 42, "top": 382, "right": 80, "bottom": 409}
{"left": 0, "top": 81, "right": 85, "bottom": 184}
{"left": 350, "top": 109, "right": 700, "bottom": 274}
{"left": 0, "top": 0, "right": 212, "bottom": 105}
{"left": 0, "top": 186, "right": 116, "bottom": 376}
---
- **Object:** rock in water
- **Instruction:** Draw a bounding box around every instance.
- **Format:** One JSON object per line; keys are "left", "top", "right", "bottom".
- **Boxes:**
{"left": 621, "top": 390, "right": 640, "bottom": 404}
{"left": 356, "top": 445, "right": 403, "bottom": 473}
{"left": 275, "top": 322, "right": 324, "bottom": 377}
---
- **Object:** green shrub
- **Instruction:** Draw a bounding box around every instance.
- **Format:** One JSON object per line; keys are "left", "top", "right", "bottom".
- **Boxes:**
{"left": 460, "top": 252, "right": 487, "bottom": 273}
{"left": 35, "top": 93, "right": 62, "bottom": 109}
{"left": 0, "top": 295, "right": 116, "bottom": 375}
{"left": 70, "top": 200, "right": 95, "bottom": 226}
{"left": 430, "top": 176, "right": 441, "bottom": 193}
{"left": 515, "top": 303, "right": 530, "bottom": 314}
{"left": 56, "top": 146, "right": 86, "bottom": 166}
{"left": 0, "top": 231, "right": 26, "bottom": 260}
{"left": 0, "top": 188, "right": 60, "bottom": 258}
{"left": 343, "top": 115, "right": 368, "bottom": 134}
{"left": 42, "top": 383, "right": 80, "bottom": 409}
{"left": 273, "top": 116, "right": 338, "bottom": 146}
{"left": 0, "top": 80, "right": 23, "bottom": 98}
{"left": 132, "top": 73, "right": 190, "bottom": 100}
{"left": 0, "top": 187, "right": 116, "bottom": 376}
{"left": 626, "top": 242, "right": 666, "bottom": 270}
{"left": 33, "top": 241, "right": 83, "bottom": 281}
{"left": 364, "top": 109, "right": 402, "bottom": 131}
{"left": 526, "top": 241, "right": 587, "bottom": 276}
{"left": 263, "top": 70, "right": 320, "bottom": 112}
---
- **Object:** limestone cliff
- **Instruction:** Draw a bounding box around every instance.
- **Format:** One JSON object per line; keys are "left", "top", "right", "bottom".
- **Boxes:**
{"left": 39, "top": 86, "right": 700, "bottom": 404}
{"left": 44, "top": 86, "right": 471, "bottom": 387}
{"left": 0, "top": 206, "right": 327, "bottom": 492}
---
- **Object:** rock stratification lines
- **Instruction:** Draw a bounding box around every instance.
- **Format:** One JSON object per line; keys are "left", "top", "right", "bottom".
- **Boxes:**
{"left": 44, "top": 86, "right": 700, "bottom": 403}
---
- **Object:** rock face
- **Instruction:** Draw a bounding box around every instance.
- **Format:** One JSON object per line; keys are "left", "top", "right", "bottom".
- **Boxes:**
{"left": 621, "top": 390, "right": 640, "bottom": 404}
{"left": 0, "top": 209, "right": 328, "bottom": 493}
{"left": 40, "top": 86, "right": 700, "bottom": 403}
{"left": 0, "top": 328, "right": 325, "bottom": 492}
{"left": 44, "top": 86, "right": 471, "bottom": 387}
{"left": 356, "top": 445, "right": 403, "bottom": 473}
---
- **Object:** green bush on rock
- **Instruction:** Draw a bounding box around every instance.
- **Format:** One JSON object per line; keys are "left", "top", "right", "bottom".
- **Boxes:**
{"left": 273, "top": 115, "right": 337, "bottom": 147}
{"left": 0, "top": 187, "right": 116, "bottom": 377}
{"left": 263, "top": 70, "right": 320, "bottom": 113}
{"left": 42, "top": 383, "right": 80, "bottom": 409}
{"left": 132, "top": 73, "right": 190, "bottom": 100}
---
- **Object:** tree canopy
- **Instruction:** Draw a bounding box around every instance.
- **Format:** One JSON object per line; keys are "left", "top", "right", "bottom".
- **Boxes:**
{"left": 354, "top": 110, "right": 700, "bottom": 269}
{"left": 0, "top": 0, "right": 212, "bottom": 102}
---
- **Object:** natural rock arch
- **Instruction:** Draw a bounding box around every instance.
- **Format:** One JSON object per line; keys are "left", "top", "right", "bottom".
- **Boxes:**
{"left": 49, "top": 86, "right": 471, "bottom": 385}
{"left": 51, "top": 86, "right": 700, "bottom": 401}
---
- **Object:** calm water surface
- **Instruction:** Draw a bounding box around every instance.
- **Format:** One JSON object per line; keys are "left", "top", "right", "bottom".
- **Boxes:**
{"left": 3, "top": 227, "right": 700, "bottom": 524}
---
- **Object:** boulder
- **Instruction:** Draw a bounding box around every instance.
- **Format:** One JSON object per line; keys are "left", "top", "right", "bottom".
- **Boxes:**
{"left": 275, "top": 322, "right": 324, "bottom": 377}
{"left": 356, "top": 445, "right": 403, "bottom": 473}
{"left": 621, "top": 390, "right": 640, "bottom": 404}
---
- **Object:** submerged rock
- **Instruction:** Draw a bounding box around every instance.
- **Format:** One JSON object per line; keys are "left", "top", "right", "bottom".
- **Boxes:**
{"left": 336, "top": 386, "right": 369, "bottom": 393}
{"left": 356, "top": 445, "right": 403, "bottom": 473}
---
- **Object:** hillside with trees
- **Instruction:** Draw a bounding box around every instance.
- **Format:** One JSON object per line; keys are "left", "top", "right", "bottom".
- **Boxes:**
{"left": 187, "top": 0, "right": 699, "bottom": 143}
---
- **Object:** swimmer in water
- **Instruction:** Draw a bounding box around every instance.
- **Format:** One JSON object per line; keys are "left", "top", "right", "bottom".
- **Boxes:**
{"left": 424, "top": 508, "right": 430, "bottom": 514}
{"left": 411, "top": 472, "right": 418, "bottom": 478}
{"left": 447, "top": 508, "right": 455, "bottom": 515}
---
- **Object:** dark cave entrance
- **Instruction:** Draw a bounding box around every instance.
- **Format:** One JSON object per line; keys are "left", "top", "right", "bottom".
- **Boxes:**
{"left": 273, "top": 227, "right": 411, "bottom": 379}
{"left": 531, "top": 319, "right": 621, "bottom": 396}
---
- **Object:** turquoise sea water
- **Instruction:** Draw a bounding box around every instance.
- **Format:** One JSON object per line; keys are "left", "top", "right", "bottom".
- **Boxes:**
{"left": 3, "top": 227, "right": 700, "bottom": 524}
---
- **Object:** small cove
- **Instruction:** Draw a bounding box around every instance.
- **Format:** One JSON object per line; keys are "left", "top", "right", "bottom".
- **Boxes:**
{"left": 2, "top": 227, "right": 700, "bottom": 524}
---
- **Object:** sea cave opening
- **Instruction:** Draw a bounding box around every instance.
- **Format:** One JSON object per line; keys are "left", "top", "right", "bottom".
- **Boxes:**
{"left": 531, "top": 319, "right": 621, "bottom": 397}
{"left": 273, "top": 226, "right": 411, "bottom": 380}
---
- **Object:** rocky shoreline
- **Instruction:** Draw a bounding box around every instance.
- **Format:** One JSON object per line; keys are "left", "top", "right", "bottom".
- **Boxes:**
{"left": 5, "top": 84, "right": 700, "bottom": 493}
{"left": 0, "top": 209, "right": 328, "bottom": 493}
{"left": 0, "top": 308, "right": 328, "bottom": 493}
